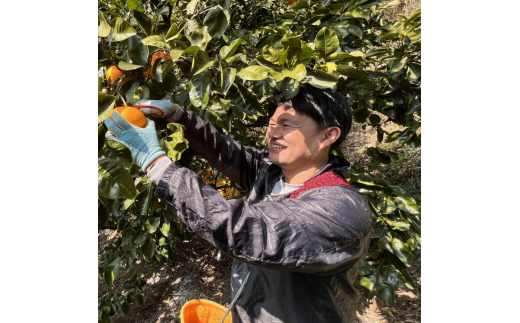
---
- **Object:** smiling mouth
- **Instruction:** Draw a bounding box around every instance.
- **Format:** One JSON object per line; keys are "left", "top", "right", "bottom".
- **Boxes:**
{"left": 270, "top": 143, "right": 287, "bottom": 150}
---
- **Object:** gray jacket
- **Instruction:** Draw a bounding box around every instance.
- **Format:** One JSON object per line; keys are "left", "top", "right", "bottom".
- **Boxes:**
{"left": 148, "top": 110, "right": 373, "bottom": 322}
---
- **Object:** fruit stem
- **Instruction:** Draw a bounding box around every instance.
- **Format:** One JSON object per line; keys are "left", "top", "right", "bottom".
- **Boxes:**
{"left": 118, "top": 91, "right": 128, "bottom": 106}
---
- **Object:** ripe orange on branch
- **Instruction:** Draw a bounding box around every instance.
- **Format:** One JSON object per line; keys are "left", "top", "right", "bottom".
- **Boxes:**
{"left": 106, "top": 65, "right": 134, "bottom": 86}
{"left": 144, "top": 51, "right": 172, "bottom": 78}
{"left": 110, "top": 106, "right": 147, "bottom": 128}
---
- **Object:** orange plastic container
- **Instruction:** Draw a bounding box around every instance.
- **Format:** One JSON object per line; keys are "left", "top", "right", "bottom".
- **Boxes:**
{"left": 180, "top": 299, "right": 232, "bottom": 323}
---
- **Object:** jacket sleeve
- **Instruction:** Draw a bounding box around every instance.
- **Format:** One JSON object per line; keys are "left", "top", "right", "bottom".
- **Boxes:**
{"left": 174, "top": 109, "right": 267, "bottom": 192}
{"left": 151, "top": 159, "right": 373, "bottom": 275}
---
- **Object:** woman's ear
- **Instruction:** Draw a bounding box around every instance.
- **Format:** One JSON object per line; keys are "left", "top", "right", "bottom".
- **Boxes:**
{"left": 319, "top": 126, "right": 341, "bottom": 150}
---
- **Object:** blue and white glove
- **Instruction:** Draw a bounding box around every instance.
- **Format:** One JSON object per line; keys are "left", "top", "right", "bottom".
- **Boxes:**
{"left": 133, "top": 100, "right": 177, "bottom": 118}
{"left": 105, "top": 112, "right": 166, "bottom": 172}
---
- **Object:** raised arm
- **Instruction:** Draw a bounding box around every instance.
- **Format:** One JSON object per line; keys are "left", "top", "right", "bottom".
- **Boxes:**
{"left": 135, "top": 100, "right": 267, "bottom": 191}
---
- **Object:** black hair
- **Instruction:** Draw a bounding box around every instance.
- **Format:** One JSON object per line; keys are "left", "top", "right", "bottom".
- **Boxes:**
{"left": 268, "top": 84, "right": 352, "bottom": 151}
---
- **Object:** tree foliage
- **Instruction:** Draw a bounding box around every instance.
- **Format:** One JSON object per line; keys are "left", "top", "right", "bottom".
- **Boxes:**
{"left": 98, "top": 0, "right": 421, "bottom": 320}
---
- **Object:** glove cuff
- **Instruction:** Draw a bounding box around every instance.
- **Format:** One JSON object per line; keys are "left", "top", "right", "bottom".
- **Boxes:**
{"left": 165, "top": 104, "right": 185, "bottom": 122}
{"left": 141, "top": 149, "right": 167, "bottom": 172}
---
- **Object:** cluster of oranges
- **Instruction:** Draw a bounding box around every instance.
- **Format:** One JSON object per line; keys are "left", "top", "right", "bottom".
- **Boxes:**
{"left": 105, "top": 50, "right": 173, "bottom": 127}
{"left": 105, "top": 50, "right": 173, "bottom": 87}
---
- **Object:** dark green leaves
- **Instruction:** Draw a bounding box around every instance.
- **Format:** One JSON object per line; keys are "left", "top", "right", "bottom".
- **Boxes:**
{"left": 142, "top": 237, "right": 156, "bottom": 260}
{"left": 337, "top": 65, "right": 369, "bottom": 83}
{"left": 133, "top": 11, "right": 152, "bottom": 36}
{"left": 98, "top": 95, "right": 116, "bottom": 123}
{"left": 228, "top": 84, "right": 263, "bottom": 116}
{"left": 192, "top": 50, "right": 214, "bottom": 75}
{"left": 281, "top": 77, "right": 300, "bottom": 99}
{"left": 98, "top": 158, "right": 137, "bottom": 199}
{"left": 315, "top": 27, "right": 339, "bottom": 58}
{"left": 189, "top": 70, "right": 212, "bottom": 108}
{"left": 104, "top": 257, "right": 121, "bottom": 286}
{"left": 220, "top": 60, "right": 236, "bottom": 95}
{"left": 127, "top": 35, "right": 149, "bottom": 66}
{"left": 203, "top": 6, "right": 229, "bottom": 38}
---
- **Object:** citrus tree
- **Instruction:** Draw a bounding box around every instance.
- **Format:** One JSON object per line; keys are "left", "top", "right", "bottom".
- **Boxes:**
{"left": 98, "top": 0, "right": 421, "bottom": 321}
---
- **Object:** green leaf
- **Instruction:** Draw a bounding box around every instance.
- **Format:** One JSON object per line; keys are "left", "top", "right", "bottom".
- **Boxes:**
{"left": 213, "top": 0, "right": 230, "bottom": 9}
{"left": 186, "top": 26, "right": 212, "bottom": 50}
{"left": 161, "top": 123, "right": 189, "bottom": 161}
{"left": 121, "top": 228, "right": 136, "bottom": 247}
{"left": 142, "top": 35, "right": 171, "bottom": 50}
{"left": 385, "top": 130, "right": 402, "bottom": 143}
{"left": 160, "top": 219, "right": 171, "bottom": 237}
{"left": 98, "top": 158, "right": 137, "bottom": 199}
{"left": 191, "top": 50, "right": 214, "bottom": 75}
{"left": 145, "top": 216, "right": 161, "bottom": 233}
{"left": 165, "top": 23, "right": 179, "bottom": 41}
{"left": 133, "top": 11, "right": 152, "bottom": 36}
{"left": 336, "top": 65, "right": 369, "bottom": 83}
{"left": 104, "top": 257, "right": 121, "bottom": 287}
{"left": 118, "top": 61, "right": 143, "bottom": 70}
{"left": 395, "top": 196, "right": 420, "bottom": 214}
{"left": 292, "top": 1, "right": 309, "bottom": 10}
{"left": 203, "top": 5, "right": 229, "bottom": 38}
{"left": 127, "top": 34, "right": 149, "bottom": 66}
{"left": 315, "top": 27, "right": 339, "bottom": 58}
{"left": 98, "top": 124, "right": 105, "bottom": 155}
{"left": 220, "top": 36, "right": 246, "bottom": 59}
{"left": 392, "top": 237, "right": 412, "bottom": 267}
{"left": 348, "top": 25, "right": 363, "bottom": 39}
{"left": 407, "top": 63, "right": 421, "bottom": 83}
{"left": 98, "top": 12, "right": 111, "bottom": 37}
{"left": 365, "top": 48, "right": 391, "bottom": 58}
{"left": 110, "top": 18, "right": 137, "bottom": 42}
{"left": 303, "top": 69, "right": 338, "bottom": 89}
{"left": 169, "top": 49, "right": 184, "bottom": 61}
{"left": 333, "top": 21, "right": 350, "bottom": 38}
{"left": 98, "top": 95, "right": 117, "bottom": 123}
{"left": 186, "top": 0, "right": 199, "bottom": 15}
{"left": 236, "top": 65, "right": 270, "bottom": 81}
{"left": 204, "top": 100, "right": 231, "bottom": 132}
{"left": 189, "top": 70, "right": 212, "bottom": 108}
{"left": 228, "top": 84, "right": 263, "bottom": 116}
{"left": 376, "top": 30, "right": 399, "bottom": 42}
{"left": 360, "top": 274, "right": 377, "bottom": 299}
{"left": 122, "top": 80, "right": 140, "bottom": 103}
{"left": 142, "top": 237, "right": 156, "bottom": 260}
{"left": 98, "top": 199, "right": 108, "bottom": 227}
{"left": 390, "top": 56, "right": 408, "bottom": 73}
{"left": 133, "top": 231, "right": 148, "bottom": 245}
{"left": 357, "top": 260, "right": 372, "bottom": 275}
{"left": 103, "top": 140, "right": 133, "bottom": 169}
{"left": 280, "top": 77, "right": 300, "bottom": 99}
{"left": 220, "top": 60, "right": 236, "bottom": 95}
{"left": 127, "top": 0, "right": 144, "bottom": 12}
{"left": 282, "top": 64, "right": 306, "bottom": 81}
{"left": 376, "top": 281, "right": 395, "bottom": 307}
{"left": 135, "top": 178, "right": 153, "bottom": 215}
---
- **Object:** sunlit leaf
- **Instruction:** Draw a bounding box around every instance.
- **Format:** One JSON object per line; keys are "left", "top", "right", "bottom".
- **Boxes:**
{"left": 110, "top": 18, "right": 137, "bottom": 42}
{"left": 98, "top": 11, "right": 111, "bottom": 37}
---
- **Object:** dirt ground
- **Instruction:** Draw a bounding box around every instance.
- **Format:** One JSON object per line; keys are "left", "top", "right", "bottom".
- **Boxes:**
{"left": 99, "top": 232, "right": 421, "bottom": 323}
